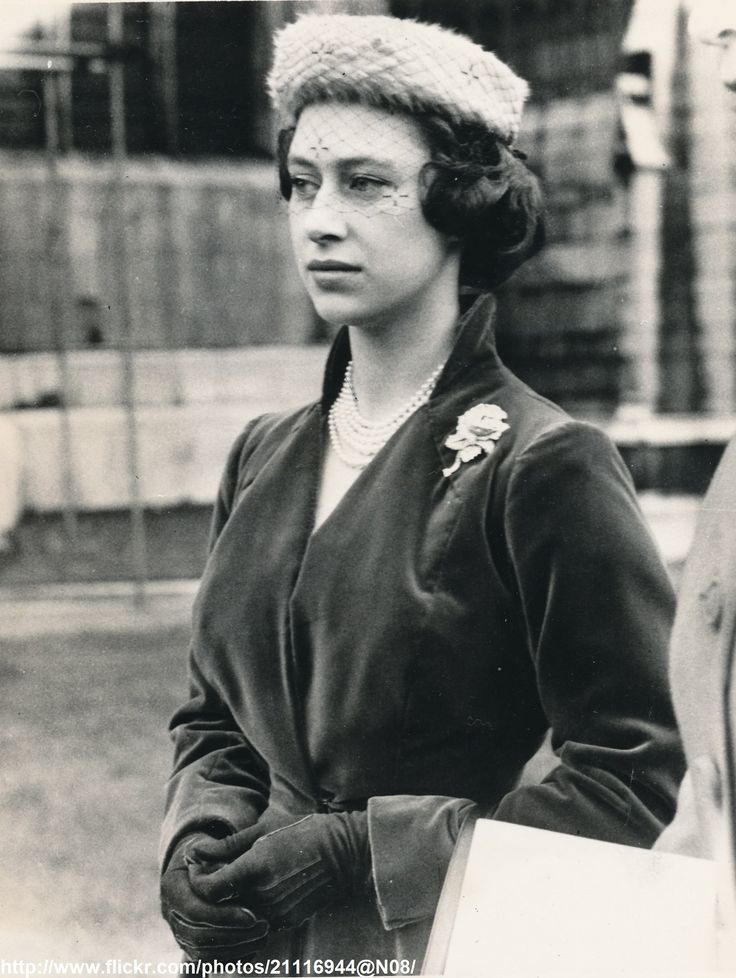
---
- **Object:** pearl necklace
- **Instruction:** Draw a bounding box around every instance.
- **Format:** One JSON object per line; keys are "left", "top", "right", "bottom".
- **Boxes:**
{"left": 328, "top": 360, "right": 444, "bottom": 469}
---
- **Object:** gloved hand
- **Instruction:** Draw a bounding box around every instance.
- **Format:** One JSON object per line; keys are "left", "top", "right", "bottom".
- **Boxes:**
{"left": 161, "top": 832, "right": 269, "bottom": 961}
{"left": 187, "top": 811, "right": 371, "bottom": 931}
{"left": 187, "top": 808, "right": 298, "bottom": 868}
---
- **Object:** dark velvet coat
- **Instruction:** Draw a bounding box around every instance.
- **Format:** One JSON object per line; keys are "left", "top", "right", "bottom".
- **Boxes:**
{"left": 162, "top": 295, "right": 685, "bottom": 964}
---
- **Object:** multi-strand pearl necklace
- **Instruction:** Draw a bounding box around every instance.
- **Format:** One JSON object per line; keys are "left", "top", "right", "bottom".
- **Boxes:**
{"left": 328, "top": 360, "right": 444, "bottom": 469}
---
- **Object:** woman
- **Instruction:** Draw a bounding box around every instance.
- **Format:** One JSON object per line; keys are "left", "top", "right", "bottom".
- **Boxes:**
{"left": 160, "top": 13, "right": 684, "bottom": 970}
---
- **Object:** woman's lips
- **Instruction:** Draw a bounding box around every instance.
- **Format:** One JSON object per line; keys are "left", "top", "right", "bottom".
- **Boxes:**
{"left": 307, "top": 260, "right": 362, "bottom": 290}
{"left": 307, "top": 260, "right": 361, "bottom": 272}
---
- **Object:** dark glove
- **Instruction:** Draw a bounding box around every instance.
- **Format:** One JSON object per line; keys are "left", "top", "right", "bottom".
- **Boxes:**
{"left": 161, "top": 832, "right": 269, "bottom": 961}
{"left": 187, "top": 808, "right": 297, "bottom": 867}
{"left": 187, "top": 811, "right": 370, "bottom": 930}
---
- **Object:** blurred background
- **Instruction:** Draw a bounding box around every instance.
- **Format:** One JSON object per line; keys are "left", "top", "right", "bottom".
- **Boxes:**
{"left": 0, "top": 0, "right": 729, "bottom": 962}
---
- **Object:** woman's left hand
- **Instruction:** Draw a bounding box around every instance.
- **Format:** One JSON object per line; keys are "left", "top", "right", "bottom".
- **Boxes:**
{"left": 186, "top": 811, "right": 370, "bottom": 930}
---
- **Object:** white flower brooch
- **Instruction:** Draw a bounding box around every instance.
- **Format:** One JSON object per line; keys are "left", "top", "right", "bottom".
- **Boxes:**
{"left": 442, "top": 403, "right": 510, "bottom": 477}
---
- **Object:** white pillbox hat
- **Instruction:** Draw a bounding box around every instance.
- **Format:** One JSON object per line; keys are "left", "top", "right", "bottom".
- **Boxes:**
{"left": 268, "top": 14, "right": 529, "bottom": 145}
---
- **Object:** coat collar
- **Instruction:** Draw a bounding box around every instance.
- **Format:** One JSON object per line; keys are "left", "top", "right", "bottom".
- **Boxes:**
{"left": 319, "top": 293, "right": 499, "bottom": 416}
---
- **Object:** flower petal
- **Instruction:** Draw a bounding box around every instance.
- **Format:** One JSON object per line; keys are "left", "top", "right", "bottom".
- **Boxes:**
{"left": 445, "top": 433, "right": 472, "bottom": 450}
{"left": 459, "top": 444, "right": 483, "bottom": 462}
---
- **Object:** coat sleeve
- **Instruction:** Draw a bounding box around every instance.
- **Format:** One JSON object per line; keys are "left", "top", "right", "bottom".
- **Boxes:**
{"left": 159, "top": 422, "right": 271, "bottom": 869}
{"left": 367, "top": 420, "right": 685, "bottom": 930}
{"left": 492, "top": 420, "right": 684, "bottom": 834}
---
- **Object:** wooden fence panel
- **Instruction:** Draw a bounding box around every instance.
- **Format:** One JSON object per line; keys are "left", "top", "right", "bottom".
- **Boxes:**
{"left": 0, "top": 155, "right": 313, "bottom": 353}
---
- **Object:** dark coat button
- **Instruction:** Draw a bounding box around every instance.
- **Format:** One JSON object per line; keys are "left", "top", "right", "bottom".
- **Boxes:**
{"left": 317, "top": 789, "right": 335, "bottom": 813}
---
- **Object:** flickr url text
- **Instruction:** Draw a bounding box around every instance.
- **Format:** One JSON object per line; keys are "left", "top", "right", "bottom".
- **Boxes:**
{"left": 0, "top": 961, "right": 416, "bottom": 977}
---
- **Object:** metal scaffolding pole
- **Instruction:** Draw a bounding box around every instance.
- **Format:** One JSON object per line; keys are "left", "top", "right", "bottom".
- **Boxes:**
{"left": 2, "top": 18, "right": 149, "bottom": 598}
{"left": 108, "top": 3, "right": 148, "bottom": 605}
{"left": 43, "top": 63, "right": 79, "bottom": 551}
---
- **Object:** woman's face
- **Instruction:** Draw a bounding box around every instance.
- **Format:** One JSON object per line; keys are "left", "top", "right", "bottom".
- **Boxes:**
{"left": 286, "top": 101, "right": 459, "bottom": 330}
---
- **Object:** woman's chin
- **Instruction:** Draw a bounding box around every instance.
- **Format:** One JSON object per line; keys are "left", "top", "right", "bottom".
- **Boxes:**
{"left": 309, "top": 294, "right": 375, "bottom": 329}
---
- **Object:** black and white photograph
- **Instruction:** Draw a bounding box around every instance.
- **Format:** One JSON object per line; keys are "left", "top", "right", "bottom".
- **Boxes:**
{"left": 1, "top": 0, "right": 735, "bottom": 973}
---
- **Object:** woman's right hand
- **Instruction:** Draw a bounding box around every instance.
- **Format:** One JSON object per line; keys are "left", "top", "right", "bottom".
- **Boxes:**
{"left": 186, "top": 811, "right": 370, "bottom": 930}
{"left": 161, "top": 832, "right": 269, "bottom": 962}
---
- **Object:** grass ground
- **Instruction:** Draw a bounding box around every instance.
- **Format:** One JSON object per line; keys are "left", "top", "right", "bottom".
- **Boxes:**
{"left": 0, "top": 616, "right": 186, "bottom": 961}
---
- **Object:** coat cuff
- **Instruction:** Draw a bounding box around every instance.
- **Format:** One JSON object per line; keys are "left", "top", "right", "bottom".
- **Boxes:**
{"left": 367, "top": 795, "right": 477, "bottom": 931}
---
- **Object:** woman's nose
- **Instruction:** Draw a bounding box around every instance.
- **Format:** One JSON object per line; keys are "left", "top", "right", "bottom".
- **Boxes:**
{"left": 303, "top": 188, "right": 348, "bottom": 242}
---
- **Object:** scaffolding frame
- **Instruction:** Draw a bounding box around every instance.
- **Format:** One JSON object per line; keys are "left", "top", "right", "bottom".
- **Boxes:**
{"left": 1, "top": 9, "right": 149, "bottom": 602}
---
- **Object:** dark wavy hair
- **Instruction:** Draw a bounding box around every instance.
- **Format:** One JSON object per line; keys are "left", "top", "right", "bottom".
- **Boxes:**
{"left": 276, "top": 100, "right": 545, "bottom": 293}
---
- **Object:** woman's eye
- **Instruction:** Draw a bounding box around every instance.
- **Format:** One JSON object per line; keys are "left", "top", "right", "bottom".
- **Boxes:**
{"left": 348, "top": 175, "right": 387, "bottom": 198}
{"left": 290, "top": 175, "right": 319, "bottom": 199}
